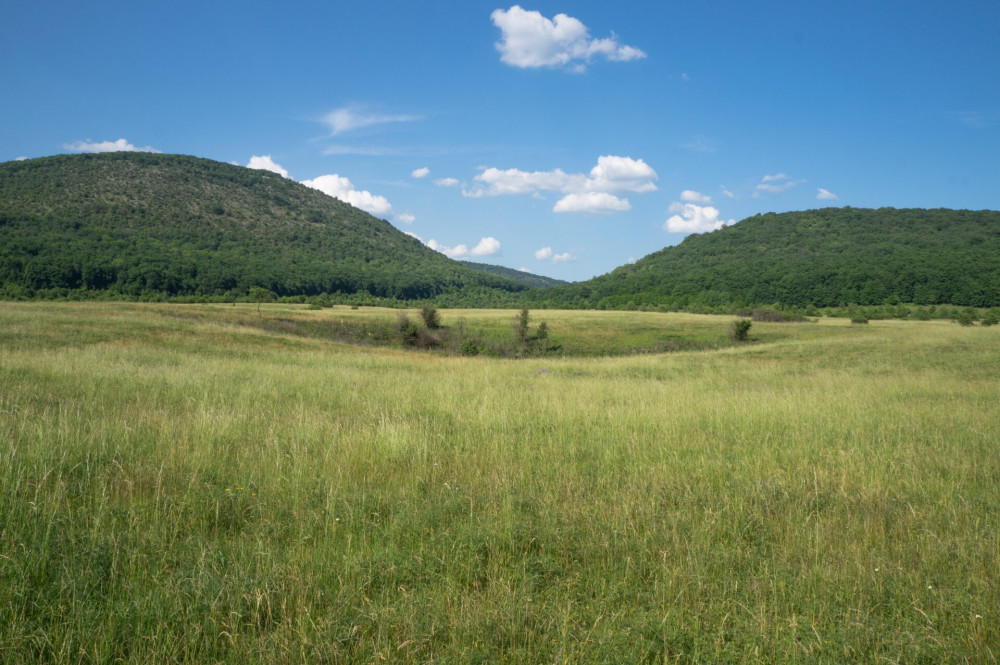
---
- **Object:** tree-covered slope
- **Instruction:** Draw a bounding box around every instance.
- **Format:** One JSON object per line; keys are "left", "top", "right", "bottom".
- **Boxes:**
{"left": 0, "top": 153, "right": 528, "bottom": 300}
{"left": 459, "top": 261, "right": 569, "bottom": 288}
{"left": 536, "top": 207, "right": 1000, "bottom": 308}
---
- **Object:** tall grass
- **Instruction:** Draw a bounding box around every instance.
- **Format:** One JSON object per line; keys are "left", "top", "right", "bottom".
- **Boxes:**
{"left": 1, "top": 303, "right": 997, "bottom": 663}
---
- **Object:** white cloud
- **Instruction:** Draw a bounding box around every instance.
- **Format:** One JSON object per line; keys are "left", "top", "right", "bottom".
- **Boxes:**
{"left": 411, "top": 167, "right": 430, "bottom": 178}
{"left": 320, "top": 106, "right": 419, "bottom": 135}
{"left": 468, "top": 166, "right": 579, "bottom": 197}
{"left": 680, "top": 189, "right": 711, "bottom": 203}
{"left": 754, "top": 173, "right": 805, "bottom": 195}
{"left": 63, "top": 138, "right": 160, "bottom": 153}
{"left": 553, "top": 192, "right": 630, "bottom": 214}
{"left": 396, "top": 212, "right": 416, "bottom": 224}
{"left": 301, "top": 174, "right": 393, "bottom": 216}
{"left": 246, "top": 155, "right": 289, "bottom": 178}
{"left": 434, "top": 177, "right": 460, "bottom": 187}
{"left": 585, "top": 155, "right": 657, "bottom": 193}
{"left": 719, "top": 185, "right": 735, "bottom": 199}
{"left": 426, "top": 236, "right": 501, "bottom": 259}
{"left": 535, "top": 246, "right": 575, "bottom": 262}
{"left": 664, "top": 202, "right": 735, "bottom": 234}
{"left": 465, "top": 155, "right": 656, "bottom": 214}
{"left": 816, "top": 188, "right": 838, "bottom": 200}
{"left": 15, "top": 156, "right": 28, "bottom": 161}
{"left": 491, "top": 5, "right": 645, "bottom": 71}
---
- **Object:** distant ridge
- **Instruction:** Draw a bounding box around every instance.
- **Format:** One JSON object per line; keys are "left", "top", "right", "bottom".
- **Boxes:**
{"left": 534, "top": 207, "right": 1000, "bottom": 309}
{"left": 0, "top": 153, "right": 528, "bottom": 300}
{"left": 459, "top": 261, "right": 568, "bottom": 288}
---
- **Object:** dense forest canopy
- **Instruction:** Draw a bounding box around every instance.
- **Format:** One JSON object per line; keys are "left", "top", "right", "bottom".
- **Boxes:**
{"left": 0, "top": 153, "right": 528, "bottom": 300}
{"left": 459, "top": 261, "right": 568, "bottom": 289}
{"left": 533, "top": 207, "right": 1000, "bottom": 309}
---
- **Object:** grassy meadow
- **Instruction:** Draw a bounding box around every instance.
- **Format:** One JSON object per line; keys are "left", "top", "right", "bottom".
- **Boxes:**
{"left": 1, "top": 302, "right": 997, "bottom": 663}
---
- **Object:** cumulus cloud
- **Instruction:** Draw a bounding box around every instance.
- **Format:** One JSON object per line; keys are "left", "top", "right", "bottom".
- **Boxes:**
{"left": 320, "top": 105, "right": 419, "bottom": 135}
{"left": 535, "top": 246, "right": 574, "bottom": 262}
{"left": 680, "top": 189, "right": 711, "bottom": 204}
{"left": 246, "top": 155, "right": 289, "bottom": 178}
{"left": 396, "top": 212, "right": 416, "bottom": 224}
{"left": 553, "top": 192, "right": 630, "bottom": 214}
{"left": 301, "top": 174, "right": 393, "bottom": 216}
{"left": 465, "top": 155, "right": 656, "bottom": 214}
{"left": 411, "top": 167, "right": 430, "bottom": 178}
{"left": 63, "top": 138, "right": 160, "bottom": 153}
{"left": 426, "top": 236, "right": 501, "bottom": 259}
{"left": 15, "top": 156, "right": 28, "bottom": 161}
{"left": 816, "top": 188, "right": 838, "bottom": 200}
{"left": 434, "top": 177, "right": 460, "bottom": 187}
{"left": 491, "top": 5, "right": 646, "bottom": 71}
{"left": 663, "top": 202, "right": 735, "bottom": 234}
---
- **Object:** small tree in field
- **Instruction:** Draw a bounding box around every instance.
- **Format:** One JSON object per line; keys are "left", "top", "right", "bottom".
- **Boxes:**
{"left": 730, "top": 318, "right": 752, "bottom": 342}
{"left": 420, "top": 305, "right": 442, "bottom": 330}
{"left": 514, "top": 307, "right": 530, "bottom": 344}
{"left": 249, "top": 287, "right": 275, "bottom": 315}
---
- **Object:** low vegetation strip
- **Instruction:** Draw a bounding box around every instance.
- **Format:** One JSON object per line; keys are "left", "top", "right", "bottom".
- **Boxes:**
{"left": 1, "top": 302, "right": 997, "bottom": 663}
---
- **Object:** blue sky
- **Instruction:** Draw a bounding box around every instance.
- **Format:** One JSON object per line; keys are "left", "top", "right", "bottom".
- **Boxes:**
{"left": 2, "top": 1, "right": 998, "bottom": 281}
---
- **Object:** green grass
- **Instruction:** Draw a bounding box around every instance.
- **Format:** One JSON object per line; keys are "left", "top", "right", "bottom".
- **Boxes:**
{"left": 1, "top": 302, "right": 998, "bottom": 663}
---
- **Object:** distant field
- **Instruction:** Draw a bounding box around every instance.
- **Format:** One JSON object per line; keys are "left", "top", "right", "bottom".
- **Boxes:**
{"left": 1, "top": 302, "right": 997, "bottom": 663}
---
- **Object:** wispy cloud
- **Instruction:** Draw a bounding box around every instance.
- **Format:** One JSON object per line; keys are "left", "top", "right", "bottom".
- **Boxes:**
{"left": 491, "top": 5, "right": 645, "bottom": 72}
{"left": 320, "top": 105, "right": 420, "bottom": 135}
{"left": 681, "top": 135, "right": 717, "bottom": 154}
{"left": 434, "top": 177, "right": 460, "bottom": 187}
{"left": 754, "top": 172, "right": 805, "bottom": 196}
{"left": 63, "top": 138, "right": 160, "bottom": 153}
{"left": 411, "top": 167, "right": 430, "bottom": 178}
{"left": 816, "top": 188, "right": 838, "bottom": 200}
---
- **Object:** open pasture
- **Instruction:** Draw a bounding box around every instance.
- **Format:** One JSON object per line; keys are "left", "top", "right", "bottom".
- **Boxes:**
{"left": 1, "top": 303, "right": 997, "bottom": 663}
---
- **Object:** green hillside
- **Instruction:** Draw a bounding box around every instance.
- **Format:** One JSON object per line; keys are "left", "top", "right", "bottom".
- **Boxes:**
{"left": 459, "top": 260, "right": 568, "bottom": 288}
{"left": 0, "top": 153, "right": 528, "bottom": 300}
{"left": 536, "top": 207, "right": 1000, "bottom": 309}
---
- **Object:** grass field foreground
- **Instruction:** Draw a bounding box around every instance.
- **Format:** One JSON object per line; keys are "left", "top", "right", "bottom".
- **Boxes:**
{"left": 1, "top": 303, "right": 998, "bottom": 663}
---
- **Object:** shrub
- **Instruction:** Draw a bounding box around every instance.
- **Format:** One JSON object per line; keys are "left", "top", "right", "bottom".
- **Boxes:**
{"left": 981, "top": 309, "right": 1000, "bottom": 327}
{"left": 955, "top": 309, "right": 976, "bottom": 327}
{"left": 420, "top": 305, "right": 442, "bottom": 329}
{"left": 397, "top": 313, "right": 419, "bottom": 345}
{"left": 460, "top": 339, "right": 483, "bottom": 356}
{"left": 730, "top": 318, "right": 752, "bottom": 342}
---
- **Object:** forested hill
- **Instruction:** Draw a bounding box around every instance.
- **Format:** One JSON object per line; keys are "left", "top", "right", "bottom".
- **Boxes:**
{"left": 459, "top": 261, "right": 568, "bottom": 288}
{"left": 0, "top": 153, "right": 528, "bottom": 300}
{"left": 533, "top": 207, "right": 1000, "bottom": 309}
